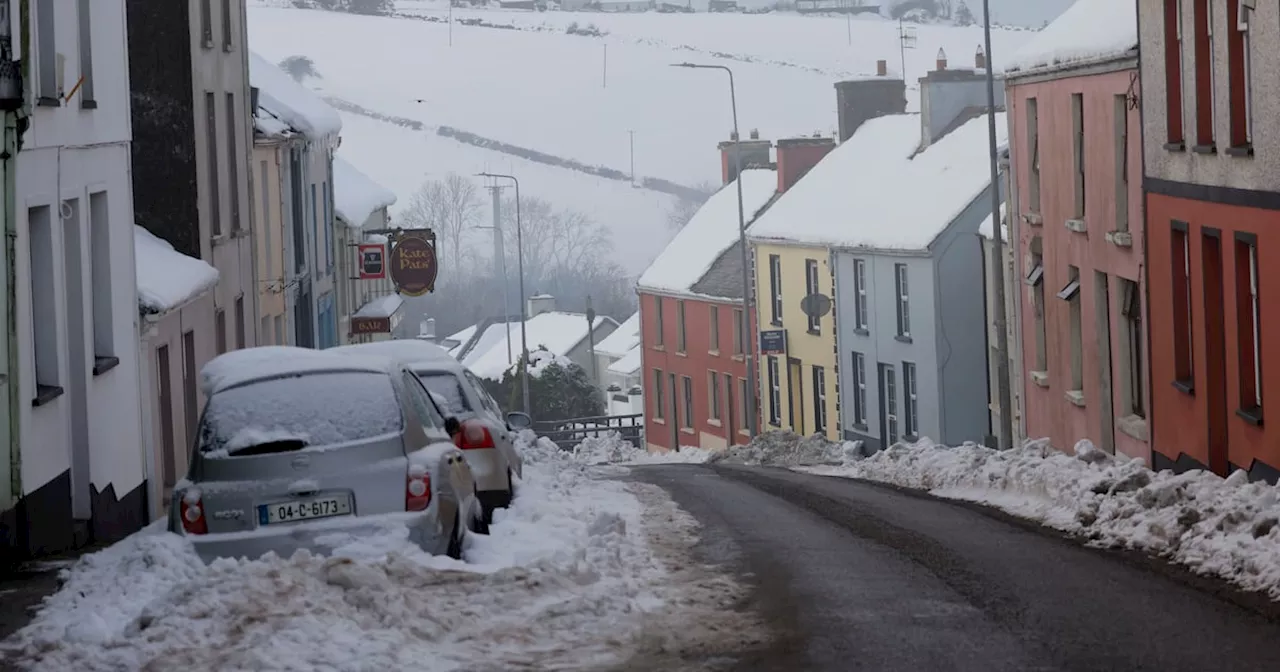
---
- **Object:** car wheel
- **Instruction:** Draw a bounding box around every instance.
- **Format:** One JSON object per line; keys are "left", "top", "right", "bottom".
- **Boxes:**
{"left": 446, "top": 510, "right": 465, "bottom": 560}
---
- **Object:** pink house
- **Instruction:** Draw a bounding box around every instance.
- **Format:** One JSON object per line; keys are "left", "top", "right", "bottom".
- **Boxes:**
{"left": 1004, "top": 0, "right": 1149, "bottom": 461}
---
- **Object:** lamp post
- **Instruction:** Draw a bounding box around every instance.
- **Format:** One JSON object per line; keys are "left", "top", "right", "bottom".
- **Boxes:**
{"left": 981, "top": 0, "right": 1014, "bottom": 450}
{"left": 477, "top": 172, "right": 531, "bottom": 417}
{"left": 669, "top": 62, "right": 757, "bottom": 439}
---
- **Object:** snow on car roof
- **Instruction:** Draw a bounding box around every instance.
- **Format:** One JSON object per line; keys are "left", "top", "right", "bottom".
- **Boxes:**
{"left": 201, "top": 346, "right": 392, "bottom": 397}
{"left": 329, "top": 340, "right": 464, "bottom": 372}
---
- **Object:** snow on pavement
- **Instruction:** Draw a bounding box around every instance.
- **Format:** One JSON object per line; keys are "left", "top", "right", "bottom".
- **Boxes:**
{"left": 0, "top": 432, "right": 764, "bottom": 671}
{"left": 797, "top": 437, "right": 1280, "bottom": 600}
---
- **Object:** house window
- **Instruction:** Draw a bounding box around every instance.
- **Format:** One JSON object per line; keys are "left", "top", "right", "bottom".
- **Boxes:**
{"left": 261, "top": 160, "right": 273, "bottom": 280}
{"left": 156, "top": 345, "right": 176, "bottom": 487}
{"left": 1119, "top": 278, "right": 1145, "bottom": 418}
{"left": 200, "top": 0, "right": 214, "bottom": 47}
{"left": 853, "top": 258, "right": 868, "bottom": 331}
{"left": 1058, "top": 266, "right": 1083, "bottom": 392}
{"left": 235, "top": 295, "right": 246, "bottom": 349}
{"left": 732, "top": 308, "right": 744, "bottom": 355}
{"left": 851, "top": 352, "right": 867, "bottom": 427}
{"left": 739, "top": 377, "right": 750, "bottom": 430}
{"left": 812, "top": 365, "right": 827, "bottom": 434}
{"left": 205, "top": 92, "right": 221, "bottom": 236}
{"left": 89, "top": 192, "right": 113, "bottom": 362}
{"left": 35, "top": 0, "right": 57, "bottom": 104}
{"left": 1027, "top": 97, "right": 1041, "bottom": 212}
{"left": 1194, "top": 0, "right": 1214, "bottom": 147}
{"left": 77, "top": 0, "right": 96, "bottom": 107}
{"left": 1228, "top": 0, "right": 1252, "bottom": 148}
{"left": 274, "top": 315, "right": 283, "bottom": 346}
{"left": 310, "top": 184, "right": 319, "bottom": 269}
{"left": 894, "top": 263, "right": 910, "bottom": 338}
{"left": 903, "top": 361, "right": 919, "bottom": 439}
{"left": 1027, "top": 239, "right": 1047, "bottom": 372}
{"left": 1114, "top": 95, "right": 1129, "bottom": 232}
{"left": 708, "top": 371, "right": 721, "bottom": 421}
{"left": 28, "top": 206, "right": 60, "bottom": 400}
{"left": 681, "top": 375, "right": 694, "bottom": 429}
{"left": 1236, "top": 235, "right": 1262, "bottom": 416}
{"left": 1164, "top": 0, "right": 1185, "bottom": 145}
{"left": 708, "top": 305, "right": 721, "bottom": 353}
{"left": 769, "top": 254, "right": 782, "bottom": 325}
{"left": 222, "top": 0, "right": 234, "bottom": 50}
{"left": 767, "top": 356, "right": 781, "bottom": 425}
{"left": 323, "top": 182, "right": 332, "bottom": 270}
{"left": 1072, "top": 93, "right": 1086, "bottom": 219}
{"left": 215, "top": 309, "right": 227, "bottom": 355}
{"left": 805, "top": 259, "right": 820, "bottom": 333}
{"left": 652, "top": 369, "right": 665, "bottom": 420}
{"left": 654, "top": 296, "right": 664, "bottom": 347}
{"left": 226, "top": 93, "right": 241, "bottom": 232}
{"left": 1171, "top": 222, "right": 1195, "bottom": 385}
{"left": 885, "top": 366, "right": 899, "bottom": 445}
{"left": 676, "top": 300, "right": 687, "bottom": 353}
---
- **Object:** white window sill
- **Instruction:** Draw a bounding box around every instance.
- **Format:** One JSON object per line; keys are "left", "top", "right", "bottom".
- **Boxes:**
{"left": 1116, "top": 414, "right": 1148, "bottom": 442}
{"left": 1030, "top": 370, "right": 1049, "bottom": 388}
{"left": 652, "top": 418, "right": 665, "bottom": 425}
{"left": 1065, "top": 218, "right": 1087, "bottom": 233}
{"left": 680, "top": 427, "right": 695, "bottom": 435}
{"left": 707, "top": 418, "right": 722, "bottom": 427}
{"left": 1065, "top": 389, "right": 1086, "bottom": 407}
{"left": 1106, "top": 230, "right": 1133, "bottom": 248}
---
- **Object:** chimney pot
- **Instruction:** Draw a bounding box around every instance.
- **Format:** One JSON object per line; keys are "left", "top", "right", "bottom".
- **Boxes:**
{"left": 975, "top": 44, "right": 986, "bottom": 69}
{"left": 749, "top": 128, "right": 760, "bottom": 140}
{"left": 936, "top": 47, "right": 948, "bottom": 71}
{"left": 730, "top": 130, "right": 739, "bottom": 141}
{"left": 876, "top": 59, "right": 887, "bottom": 76}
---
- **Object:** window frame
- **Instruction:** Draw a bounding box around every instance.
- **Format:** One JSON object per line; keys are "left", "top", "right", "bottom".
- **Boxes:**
{"left": 853, "top": 258, "right": 868, "bottom": 331}
{"left": 709, "top": 304, "right": 720, "bottom": 353}
{"left": 708, "top": 370, "right": 721, "bottom": 421}
{"left": 903, "top": 361, "right": 918, "bottom": 439}
{"left": 894, "top": 263, "right": 911, "bottom": 339}
{"left": 681, "top": 375, "right": 694, "bottom": 430}
{"left": 812, "top": 365, "right": 827, "bottom": 434}
{"left": 767, "top": 356, "right": 781, "bottom": 426}
{"left": 805, "top": 259, "right": 821, "bottom": 333}
{"left": 769, "top": 254, "right": 783, "bottom": 326}
{"left": 676, "top": 299, "right": 687, "bottom": 354}
{"left": 852, "top": 352, "right": 867, "bottom": 427}
{"left": 652, "top": 368, "right": 665, "bottom": 421}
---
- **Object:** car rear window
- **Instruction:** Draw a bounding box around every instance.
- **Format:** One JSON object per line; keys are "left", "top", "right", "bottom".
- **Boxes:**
{"left": 200, "top": 371, "right": 403, "bottom": 455}
{"left": 417, "top": 373, "right": 472, "bottom": 415}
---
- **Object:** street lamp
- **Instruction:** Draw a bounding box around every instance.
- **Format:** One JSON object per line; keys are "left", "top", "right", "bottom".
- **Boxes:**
{"left": 476, "top": 172, "right": 531, "bottom": 418}
{"left": 669, "top": 62, "right": 758, "bottom": 439}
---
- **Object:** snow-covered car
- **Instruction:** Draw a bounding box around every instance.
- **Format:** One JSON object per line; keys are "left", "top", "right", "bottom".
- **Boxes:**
{"left": 329, "top": 340, "right": 528, "bottom": 523}
{"left": 170, "top": 347, "right": 482, "bottom": 563}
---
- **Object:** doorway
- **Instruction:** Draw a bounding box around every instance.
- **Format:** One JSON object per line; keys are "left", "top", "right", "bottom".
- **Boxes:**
{"left": 879, "top": 364, "right": 898, "bottom": 448}
{"left": 723, "top": 372, "right": 736, "bottom": 440}
{"left": 788, "top": 358, "right": 804, "bottom": 436}
{"left": 62, "top": 199, "right": 91, "bottom": 521}
{"left": 1095, "top": 272, "right": 1116, "bottom": 454}
{"left": 156, "top": 345, "right": 175, "bottom": 506}
{"left": 669, "top": 372, "right": 679, "bottom": 450}
{"left": 1202, "top": 230, "right": 1228, "bottom": 475}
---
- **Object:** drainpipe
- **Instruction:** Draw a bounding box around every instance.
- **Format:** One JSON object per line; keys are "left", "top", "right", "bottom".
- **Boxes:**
{"left": 3, "top": 1, "right": 28, "bottom": 509}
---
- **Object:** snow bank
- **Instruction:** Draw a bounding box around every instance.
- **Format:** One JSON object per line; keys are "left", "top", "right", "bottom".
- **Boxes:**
{"left": 134, "top": 226, "right": 219, "bottom": 316}
{"left": 0, "top": 433, "right": 747, "bottom": 670}
{"left": 248, "top": 51, "right": 342, "bottom": 139}
{"left": 708, "top": 429, "right": 854, "bottom": 467}
{"left": 333, "top": 155, "right": 397, "bottom": 228}
{"left": 801, "top": 439, "right": 1280, "bottom": 600}
{"left": 568, "top": 431, "right": 714, "bottom": 466}
{"left": 1004, "top": 0, "right": 1138, "bottom": 75}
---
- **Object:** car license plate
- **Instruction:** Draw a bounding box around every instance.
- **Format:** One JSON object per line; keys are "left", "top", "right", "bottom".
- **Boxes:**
{"left": 258, "top": 495, "right": 352, "bottom": 525}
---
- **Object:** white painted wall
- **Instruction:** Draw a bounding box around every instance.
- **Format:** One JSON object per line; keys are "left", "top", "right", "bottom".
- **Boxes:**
{"left": 15, "top": 0, "right": 145, "bottom": 503}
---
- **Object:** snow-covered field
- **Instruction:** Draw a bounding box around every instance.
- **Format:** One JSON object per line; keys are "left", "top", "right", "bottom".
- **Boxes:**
{"left": 246, "top": 2, "right": 1036, "bottom": 271}
{"left": 0, "top": 432, "right": 762, "bottom": 671}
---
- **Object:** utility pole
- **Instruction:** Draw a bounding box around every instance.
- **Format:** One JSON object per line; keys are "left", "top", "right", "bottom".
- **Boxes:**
{"left": 602, "top": 43, "right": 608, "bottom": 88}
{"left": 981, "top": 0, "right": 1014, "bottom": 450}
{"left": 628, "top": 130, "right": 636, "bottom": 186}
{"left": 448, "top": 0, "right": 453, "bottom": 46}
{"left": 585, "top": 295, "right": 599, "bottom": 386}
{"left": 898, "top": 19, "right": 917, "bottom": 82}
{"left": 487, "top": 184, "right": 513, "bottom": 365}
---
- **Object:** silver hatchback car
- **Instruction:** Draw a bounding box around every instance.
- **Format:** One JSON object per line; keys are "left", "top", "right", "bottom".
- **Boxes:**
{"left": 329, "top": 340, "right": 528, "bottom": 524}
{"left": 170, "top": 349, "right": 481, "bottom": 563}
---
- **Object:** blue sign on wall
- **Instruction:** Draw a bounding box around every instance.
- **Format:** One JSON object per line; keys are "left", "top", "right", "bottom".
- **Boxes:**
{"left": 759, "top": 329, "right": 787, "bottom": 355}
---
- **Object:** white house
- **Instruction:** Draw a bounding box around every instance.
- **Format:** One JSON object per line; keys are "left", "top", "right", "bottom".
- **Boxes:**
{"left": 450, "top": 295, "right": 619, "bottom": 384}
{"left": 5, "top": 0, "right": 147, "bottom": 557}
{"left": 594, "top": 311, "right": 643, "bottom": 413}
{"left": 249, "top": 51, "right": 342, "bottom": 349}
{"left": 332, "top": 155, "right": 401, "bottom": 345}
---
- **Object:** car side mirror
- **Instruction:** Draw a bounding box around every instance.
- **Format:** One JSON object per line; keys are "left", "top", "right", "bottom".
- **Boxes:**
{"left": 506, "top": 412, "right": 532, "bottom": 430}
{"left": 444, "top": 417, "right": 461, "bottom": 435}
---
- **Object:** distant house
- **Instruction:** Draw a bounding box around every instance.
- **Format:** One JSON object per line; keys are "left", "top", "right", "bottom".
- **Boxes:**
{"left": 595, "top": 312, "right": 643, "bottom": 414}
{"left": 331, "top": 157, "right": 402, "bottom": 345}
{"left": 559, "top": 0, "right": 655, "bottom": 11}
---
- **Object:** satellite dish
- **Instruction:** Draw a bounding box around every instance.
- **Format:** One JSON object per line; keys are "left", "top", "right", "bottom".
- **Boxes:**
{"left": 800, "top": 293, "right": 832, "bottom": 319}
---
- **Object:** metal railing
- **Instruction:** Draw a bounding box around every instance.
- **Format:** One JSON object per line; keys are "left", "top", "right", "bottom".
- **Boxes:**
{"left": 533, "top": 413, "right": 644, "bottom": 451}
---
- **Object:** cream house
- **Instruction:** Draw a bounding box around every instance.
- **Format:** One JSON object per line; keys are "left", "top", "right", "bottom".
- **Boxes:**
{"left": 332, "top": 156, "right": 401, "bottom": 345}
{"left": 251, "top": 100, "right": 291, "bottom": 346}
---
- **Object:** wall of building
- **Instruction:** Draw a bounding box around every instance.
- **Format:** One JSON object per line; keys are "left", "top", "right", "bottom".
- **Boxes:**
{"left": 252, "top": 142, "right": 288, "bottom": 345}
{"left": 751, "top": 242, "right": 839, "bottom": 441}
{"left": 1007, "top": 64, "right": 1149, "bottom": 461}
{"left": 639, "top": 292, "right": 751, "bottom": 451}
{"left": 980, "top": 233, "right": 1024, "bottom": 447}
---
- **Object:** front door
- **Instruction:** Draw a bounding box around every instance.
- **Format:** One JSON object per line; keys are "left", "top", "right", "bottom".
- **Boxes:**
{"left": 669, "top": 373, "right": 679, "bottom": 450}
{"left": 879, "top": 364, "right": 898, "bottom": 448}
{"left": 1095, "top": 272, "right": 1116, "bottom": 454}
{"left": 788, "top": 358, "right": 804, "bottom": 436}
{"left": 723, "top": 373, "right": 736, "bottom": 441}
{"left": 1203, "top": 231, "right": 1229, "bottom": 475}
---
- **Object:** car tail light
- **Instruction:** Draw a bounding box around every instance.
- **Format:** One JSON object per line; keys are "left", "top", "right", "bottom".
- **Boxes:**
{"left": 179, "top": 489, "right": 208, "bottom": 535}
{"left": 406, "top": 463, "right": 432, "bottom": 511}
{"left": 453, "top": 420, "right": 495, "bottom": 450}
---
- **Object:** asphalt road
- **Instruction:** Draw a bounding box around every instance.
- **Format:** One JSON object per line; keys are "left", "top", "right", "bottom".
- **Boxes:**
{"left": 632, "top": 464, "right": 1280, "bottom": 672}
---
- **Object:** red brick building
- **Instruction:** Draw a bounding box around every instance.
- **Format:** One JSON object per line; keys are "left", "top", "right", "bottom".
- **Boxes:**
{"left": 638, "top": 136, "right": 833, "bottom": 451}
{"left": 1140, "top": 0, "right": 1278, "bottom": 482}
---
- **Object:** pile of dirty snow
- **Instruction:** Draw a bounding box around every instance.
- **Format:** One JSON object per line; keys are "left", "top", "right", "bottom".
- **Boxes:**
{"left": 0, "top": 432, "right": 748, "bottom": 670}
{"left": 708, "top": 429, "right": 855, "bottom": 467}
{"left": 801, "top": 439, "right": 1280, "bottom": 599}
{"left": 570, "top": 431, "right": 714, "bottom": 466}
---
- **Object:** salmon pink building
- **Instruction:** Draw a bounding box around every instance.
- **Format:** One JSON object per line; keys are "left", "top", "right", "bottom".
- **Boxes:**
{"left": 1004, "top": 0, "right": 1149, "bottom": 461}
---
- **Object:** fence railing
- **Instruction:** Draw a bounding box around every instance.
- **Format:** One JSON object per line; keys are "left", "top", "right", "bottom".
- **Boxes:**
{"left": 533, "top": 413, "right": 644, "bottom": 451}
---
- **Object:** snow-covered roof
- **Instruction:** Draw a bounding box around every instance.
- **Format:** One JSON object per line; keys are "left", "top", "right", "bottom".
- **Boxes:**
{"left": 748, "top": 113, "right": 1007, "bottom": 251}
{"left": 353, "top": 292, "right": 404, "bottom": 319}
{"left": 637, "top": 169, "right": 776, "bottom": 297}
{"left": 594, "top": 312, "right": 639, "bottom": 358}
{"left": 333, "top": 156, "right": 397, "bottom": 228}
{"left": 607, "top": 346, "right": 642, "bottom": 376}
{"left": 1004, "top": 0, "right": 1138, "bottom": 76}
{"left": 979, "top": 202, "right": 1009, "bottom": 239}
{"left": 248, "top": 51, "right": 342, "bottom": 140}
{"left": 134, "top": 226, "right": 219, "bottom": 316}
{"left": 463, "top": 311, "right": 618, "bottom": 380}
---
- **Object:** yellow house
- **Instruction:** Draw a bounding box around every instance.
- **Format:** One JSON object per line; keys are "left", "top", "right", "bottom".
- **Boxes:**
{"left": 749, "top": 240, "right": 839, "bottom": 440}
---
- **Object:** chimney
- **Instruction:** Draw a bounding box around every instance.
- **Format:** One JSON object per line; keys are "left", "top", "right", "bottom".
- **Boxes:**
{"left": 719, "top": 135, "right": 774, "bottom": 184}
{"left": 975, "top": 44, "right": 986, "bottom": 70}
{"left": 776, "top": 137, "right": 835, "bottom": 194}
{"left": 918, "top": 55, "right": 1006, "bottom": 149}
{"left": 834, "top": 69, "right": 908, "bottom": 142}
{"left": 876, "top": 59, "right": 887, "bottom": 77}
{"left": 936, "top": 48, "right": 948, "bottom": 71}
{"left": 527, "top": 294, "right": 556, "bottom": 318}
{"left": 749, "top": 128, "right": 760, "bottom": 140}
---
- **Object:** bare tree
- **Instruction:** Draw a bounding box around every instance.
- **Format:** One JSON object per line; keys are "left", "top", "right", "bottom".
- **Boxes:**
{"left": 278, "top": 55, "right": 320, "bottom": 82}
{"left": 665, "top": 181, "right": 718, "bottom": 231}
{"left": 399, "top": 173, "right": 482, "bottom": 282}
